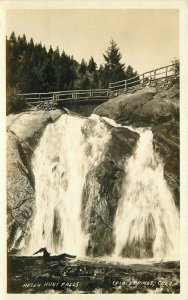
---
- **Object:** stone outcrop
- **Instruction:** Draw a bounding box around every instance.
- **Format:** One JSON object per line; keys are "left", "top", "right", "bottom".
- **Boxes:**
{"left": 7, "top": 110, "right": 63, "bottom": 164}
{"left": 7, "top": 82, "right": 180, "bottom": 254}
{"left": 94, "top": 84, "right": 179, "bottom": 127}
{"left": 152, "top": 121, "right": 179, "bottom": 208}
{"left": 82, "top": 125, "right": 139, "bottom": 256}
{"left": 7, "top": 131, "right": 35, "bottom": 253}
{"left": 94, "top": 84, "right": 180, "bottom": 209}
{"left": 6, "top": 109, "right": 139, "bottom": 255}
{"left": 8, "top": 256, "right": 180, "bottom": 293}
{"left": 7, "top": 110, "right": 63, "bottom": 253}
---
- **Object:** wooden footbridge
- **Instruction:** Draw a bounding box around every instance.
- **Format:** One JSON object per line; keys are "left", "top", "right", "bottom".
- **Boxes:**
{"left": 18, "top": 63, "right": 179, "bottom": 106}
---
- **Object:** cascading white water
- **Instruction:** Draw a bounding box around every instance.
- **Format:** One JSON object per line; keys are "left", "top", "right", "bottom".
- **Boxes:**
{"left": 27, "top": 114, "right": 110, "bottom": 256}
{"left": 113, "top": 128, "right": 179, "bottom": 260}
{"left": 26, "top": 113, "right": 179, "bottom": 260}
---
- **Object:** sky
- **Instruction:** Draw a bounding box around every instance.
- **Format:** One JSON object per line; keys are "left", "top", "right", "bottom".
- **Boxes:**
{"left": 6, "top": 9, "right": 179, "bottom": 74}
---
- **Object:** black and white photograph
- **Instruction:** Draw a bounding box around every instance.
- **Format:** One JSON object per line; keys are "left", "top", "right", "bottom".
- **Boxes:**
{"left": 1, "top": 0, "right": 188, "bottom": 297}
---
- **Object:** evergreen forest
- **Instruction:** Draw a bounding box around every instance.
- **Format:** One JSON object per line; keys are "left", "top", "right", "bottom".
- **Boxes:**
{"left": 6, "top": 33, "right": 139, "bottom": 94}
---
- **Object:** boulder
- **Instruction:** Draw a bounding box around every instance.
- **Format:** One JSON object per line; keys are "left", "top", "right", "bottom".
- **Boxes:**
{"left": 152, "top": 121, "right": 179, "bottom": 209}
{"left": 6, "top": 110, "right": 63, "bottom": 252}
{"left": 7, "top": 131, "right": 35, "bottom": 253}
{"left": 7, "top": 104, "right": 180, "bottom": 256}
{"left": 7, "top": 110, "right": 63, "bottom": 164}
{"left": 94, "top": 85, "right": 179, "bottom": 127}
{"left": 94, "top": 84, "right": 180, "bottom": 210}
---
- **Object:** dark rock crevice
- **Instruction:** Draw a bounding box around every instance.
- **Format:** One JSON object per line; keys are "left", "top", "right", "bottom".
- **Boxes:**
{"left": 7, "top": 85, "right": 180, "bottom": 255}
{"left": 94, "top": 84, "right": 180, "bottom": 209}
{"left": 152, "top": 121, "right": 179, "bottom": 209}
{"left": 82, "top": 126, "right": 139, "bottom": 256}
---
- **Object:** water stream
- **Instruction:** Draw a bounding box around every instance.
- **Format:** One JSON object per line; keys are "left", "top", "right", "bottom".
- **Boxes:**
{"left": 26, "top": 114, "right": 179, "bottom": 260}
{"left": 113, "top": 128, "right": 179, "bottom": 260}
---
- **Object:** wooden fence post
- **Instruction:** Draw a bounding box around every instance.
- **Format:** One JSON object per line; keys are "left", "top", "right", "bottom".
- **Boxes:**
{"left": 149, "top": 72, "right": 152, "bottom": 84}
{"left": 124, "top": 80, "right": 127, "bottom": 92}
{"left": 166, "top": 66, "right": 168, "bottom": 78}
{"left": 107, "top": 89, "right": 110, "bottom": 98}
{"left": 109, "top": 83, "right": 112, "bottom": 95}
{"left": 72, "top": 91, "right": 75, "bottom": 101}
{"left": 16, "top": 64, "right": 178, "bottom": 104}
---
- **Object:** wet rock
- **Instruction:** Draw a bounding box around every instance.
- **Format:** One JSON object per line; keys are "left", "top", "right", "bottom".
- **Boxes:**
{"left": 6, "top": 110, "right": 63, "bottom": 252}
{"left": 94, "top": 84, "right": 180, "bottom": 210}
{"left": 82, "top": 127, "right": 139, "bottom": 256}
{"left": 152, "top": 121, "right": 179, "bottom": 209}
{"left": 7, "top": 131, "right": 35, "bottom": 253}
{"left": 7, "top": 256, "right": 180, "bottom": 294}
{"left": 7, "top": 110, "right": 63, "bottom": 164}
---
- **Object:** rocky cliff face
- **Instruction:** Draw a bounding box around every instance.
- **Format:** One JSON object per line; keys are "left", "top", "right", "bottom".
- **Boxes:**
{"left": 94, "top": 84, "right": 180, "bottom": 209}
{"left": 152, "top": 121, "right": 179, "bottom": 209}
{"left": 7, "top": 131, "right": 35, "bottom": 253}
{"left": 7, "top": 110, "right": 63, "bottom": 253}
{"left": 94, "top": 84, "right": 179, "bottom": 127}
{"left": 7, "top": 110, "right": 139, "bottom": 254}
{"left": 7, "top": 83, "right": 180, "bottom": 254}
{"left": 82, "top": 125, "right": 139, "bottom": 256}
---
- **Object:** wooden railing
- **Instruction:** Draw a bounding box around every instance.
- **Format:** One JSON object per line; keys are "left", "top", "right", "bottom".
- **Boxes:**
{"left": 109, "top": 63, "right": 179, "bottom": 95}
{"left": 18, "top": 89, "right": 109, "bottom": 104}
{"left": 17, "top": 63, "right": 179, "bottom": 104}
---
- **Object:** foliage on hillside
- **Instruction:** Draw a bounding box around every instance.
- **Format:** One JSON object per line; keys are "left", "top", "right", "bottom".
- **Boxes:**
{"left": 6, "top": 86, "right": 27, "bottom": 115}
{"left": 6, "top": 33, "right": 138, "bottom": 94}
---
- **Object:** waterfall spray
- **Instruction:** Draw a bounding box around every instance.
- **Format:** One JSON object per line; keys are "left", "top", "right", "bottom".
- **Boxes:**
{"left": 113, "top": 128, "right": 179, "bottom": 260}
{"left": 27, "top": 114, "right": 110, "bottom": 256}
{"left": 26, "top": 113, "right": 179, "bottom": 260}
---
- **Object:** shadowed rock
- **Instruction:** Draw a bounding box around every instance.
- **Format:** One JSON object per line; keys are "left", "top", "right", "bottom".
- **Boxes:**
{"left": 94, "top": 84, "right": 180, "bottom": 210}
{"left": 152, "top": 121, "right": 179, "bottom": 209}
{"left": 7, "top": 110, "right": 63, "bottom": 253}
{"left": 82, "top": 125, "right": 139, "bottom": 256}
{"left": 33, "top": 247, "right": 76, "bottom": 260}
{"left": 94, "top": 85, "right": 179, "bottom": 127}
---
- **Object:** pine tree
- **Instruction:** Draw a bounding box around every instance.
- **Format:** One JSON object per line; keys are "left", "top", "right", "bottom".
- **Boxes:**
{"left": 103, "top": 40, "right": 125, "bottom": 86}
{"left": 92, "top": 71, "right": 99, "bottom": 89}
{"left": 125, "top": 65, "right": 140, "bottom": 87}
{"left": 17, "top": 34, "right": 27, "bottom": 54}
{"left": 52, "top": 47, "right": 61, "bottom": 90}
{"left": 98, "top": 64, "right": 105, "bottom": 88}
{"left": 6, "top": 33, "right": 139, "bottom": 99}
{"left": 6, "top": 36, "right": 12, "bottom": 88}
{"left": 29, "top": 38, "right": 34, "bottom": 50}
{"left": 88, "top": 56, "right": 97, "bottom": 73}
{"left": 79, "top": 59, "right": 87, "bottom": 75}
{"left": 8, "top": 32, "right": 19, "bottom": 87}
{"left": 80, "top": 74, "right": 91, "bottom": 89}
{"left": 9, "top": 32, "right": 16, "bottom": 45}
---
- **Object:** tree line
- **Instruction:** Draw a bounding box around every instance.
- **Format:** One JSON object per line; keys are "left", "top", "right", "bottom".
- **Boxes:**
{"left": 6, "top": 32, "right": 139, "bottom": 95}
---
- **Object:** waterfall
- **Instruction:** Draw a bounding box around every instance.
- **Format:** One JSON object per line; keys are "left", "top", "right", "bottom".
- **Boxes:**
{"left": 28, "top": 114, "right": 110, "bottom": 256}
{"left": 27, "top": 113, "right": 179, "bottom": 260}
{"left": 113, "top": 128, "right": 179, "bottom": 260}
